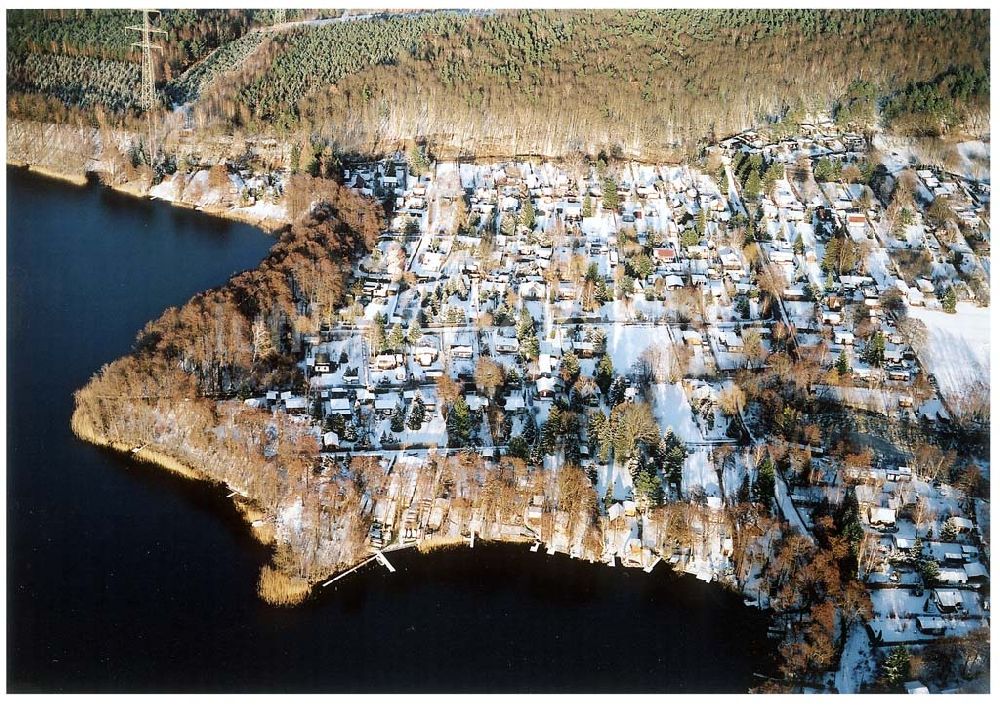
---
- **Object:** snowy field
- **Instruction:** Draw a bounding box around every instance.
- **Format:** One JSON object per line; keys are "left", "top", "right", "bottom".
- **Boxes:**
{"left": 650, "top": 383, "right": 703, "bottom": 442}
{"left": 681, "top": 449, "right": 718, "bottom": 497}
{"left": 604, "top": 324, "right": 673, "bottom": 374}
{"left": 909, "top": 303, "right": 990, "bottom": 408}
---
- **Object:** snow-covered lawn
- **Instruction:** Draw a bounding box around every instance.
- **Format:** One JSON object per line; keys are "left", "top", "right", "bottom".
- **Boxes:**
{"left": 605, "top": 324, "right": 672, "bottom": 373}
{"left": 834, "top": 622, "right": 877, "bottom": 694}
{"left": 682, "top": 448, "right": 718, "bottom": 497}
{"left": 650, "top": 382, "right": 703, "bottom": 442}
{"left": 909, "top": 303, "right": 990, "bottom": 410}
{"left": 233, "top": 199, "right": 287, "bottom": 222}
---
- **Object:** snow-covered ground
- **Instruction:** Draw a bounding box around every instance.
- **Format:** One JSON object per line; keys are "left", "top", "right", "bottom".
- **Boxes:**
{"left": 604, "top": 324, "right": 673, "bottom": 373}
{"left": 233, "top": 199, "right": 287, "bottom": 222}
{"left": 956, "top": 140, "right": 991, "bottom": 182}
{"left": 834, "top": 622, "right": 878, "bottom": 694}
{"left": 909, "top": 302, "right": 990, "bottom": 409}
{"left": 681, "top": 448, "right": 718, "bottom": 497}
{"left": 650, "top": 382, "right": 703, "bottom": 442}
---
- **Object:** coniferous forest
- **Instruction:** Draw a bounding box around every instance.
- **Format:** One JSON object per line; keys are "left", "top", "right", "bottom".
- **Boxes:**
{"left": 7, "top": 9, "right": 990, "bottom": 157}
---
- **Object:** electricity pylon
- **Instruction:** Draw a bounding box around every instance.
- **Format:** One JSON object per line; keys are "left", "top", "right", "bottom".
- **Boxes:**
{"left": 127, "top": 9, "right": 166, "bottom": 161}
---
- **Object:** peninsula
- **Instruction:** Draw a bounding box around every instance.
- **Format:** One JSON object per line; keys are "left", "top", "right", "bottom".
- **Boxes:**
{"left": 8, "top": 8, "right": 990, "bottom": 695}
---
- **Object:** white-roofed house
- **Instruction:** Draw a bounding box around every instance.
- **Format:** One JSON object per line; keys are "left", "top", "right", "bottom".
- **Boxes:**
{"left": 868, "top": 506, "right": 897, "bottom": 528}
{"left": 536, "top": 376, "right": 559, "bottom": 398}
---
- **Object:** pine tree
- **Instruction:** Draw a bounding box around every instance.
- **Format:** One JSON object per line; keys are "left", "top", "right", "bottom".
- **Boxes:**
{"left": 607, "top": 376, "right": 627, "bottom": 407}
{"left": 560, "top": 350, "right": 581, "bottom": 383}
{"left": 744, "top": 169, "right": 762, "bottom": 200}
{"left": 516, "top": 307, "right": 535, "bottom": 339}
{"left": 588, "top": 410, "right": 608, "bottom": 451}
{"left": 595, "top": 278, "right": 612, "bottom": 303}
{"left": 520, "top": 196, "right": 535, "bottom": 230}
{"left": 391, "top": 405, "right": 406, "bottom": 433}
{"left": 662, "top": 430, "right": 687, "bottom": 486}
{"left": 753, "top": 456, "right": 776, "bottom": 506}
{"left": 522, "top": 413, "right": 538, "bottom": 447}
{"left": 407, "top": 315, "right": 422, "bottom": 345}
{"left": 880, "top": 646, "right": 911, "bottom": 691}
{"left": 762, "top": 161, "right": 785, "bottom": 194}
{"left": 388, "top": 322, "right": 406, "bottom": 351}
{"left": 540, "top": 408, "right": 562, "bottom": 455}
{"left": 521, "top": 334, "right": 539, "bottom": 361}
{"left": 583, "top": 195, "right": 594, "bottom": 218}
{"left": 863, "top": 331, "right": 886, "bottom": 367}
{"left": 836, "top": 349, "right": 851, "bottom": 376}
{"left": 508, "top": 435, "right": 529, "bottom": 460}
{"left": 407, "top": 395, "right": 426, "bottom": 430}
{"left": 370, "top": 317, "right": 386, "bottom": 355}
{"left": 408, "top": 142, "right": 430, "bottom": 176}
{"left": 918, "top": 558, "right": 940, "bottom": 583}
{"left": 942, "top": 286, "right": 957, "bottom": 313}
{"left": 595, "top": 354, "right": 615, "bottom": 395}
{"left": 500, "top": 212, "right": 516, "bottom": 236}
{"left": 602, "top": 177, "right": 620, "bottom": 212}
{"left": 634, "top": 467, "right": 663, "bottom": 508}
{"left": 446, "top": 396, "right": 473, "bottom": 447}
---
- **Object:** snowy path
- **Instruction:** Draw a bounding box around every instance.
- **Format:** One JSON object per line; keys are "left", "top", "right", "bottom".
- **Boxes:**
{"left": 724, "top": 163, "right": 747, "bottom": 217}
{"left": 774, "top": 458, "right": 814, "bottom": 543}
{"left": 834, "top": 623, "right": 876, "bottom": 694}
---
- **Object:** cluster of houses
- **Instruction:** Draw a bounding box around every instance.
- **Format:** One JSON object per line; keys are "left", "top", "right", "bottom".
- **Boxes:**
{"left": 846, "top": 464, "right": 990, "bottom": 645}
{"left": 237, "top": 118, "right": 987, "bottom": 474}
{"left": 235, "top": 125, "right": 989, "bottom": 679}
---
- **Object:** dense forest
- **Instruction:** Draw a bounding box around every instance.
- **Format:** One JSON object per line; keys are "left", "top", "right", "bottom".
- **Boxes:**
{"left": 172, "top": 9, "right": 992, "bottom": 156}
{"left": 8, "top": 9, "right": 990, "bottom": 158}
{"left": 7, "top": 8, "right": 299, "bottom": 119}
{"left": 7, "top": 8, "right": 273, "bottom": 69}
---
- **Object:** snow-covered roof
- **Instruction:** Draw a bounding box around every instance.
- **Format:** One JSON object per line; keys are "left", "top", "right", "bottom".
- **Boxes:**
{"left": 536, "top": 377, "right": 558, "bottom": 394}
{"left": 868, "top": 507, "right": 896, "bottom": 525}
{"left": 934, "top": 589, "right": 962, "bottom": 608}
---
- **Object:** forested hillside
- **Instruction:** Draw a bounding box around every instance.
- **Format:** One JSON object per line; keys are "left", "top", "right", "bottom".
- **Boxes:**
{"left": 192, "top": 8, "right": 992, "bottom": 157}
{"left": 7, "top": 9, "right": 991, "bottom": 159}
{"left": 7, "top": 8, "right": 272, "bottom": 72}
{"left": 7, "top": 8, "right": 286, "bottom": 119}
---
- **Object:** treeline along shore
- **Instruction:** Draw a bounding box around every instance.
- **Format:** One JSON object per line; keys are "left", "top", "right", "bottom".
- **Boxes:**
{"left": 67, "top": 171, "right": 383, "bottom": 604}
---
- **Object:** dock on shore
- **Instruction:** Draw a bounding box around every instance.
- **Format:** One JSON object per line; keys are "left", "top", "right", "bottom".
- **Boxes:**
{"left": 374, "top": 549, "right": 396, "bottom": 573}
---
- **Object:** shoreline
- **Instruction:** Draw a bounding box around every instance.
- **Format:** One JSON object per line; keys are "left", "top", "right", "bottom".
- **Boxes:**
{"left": 9, "top": 161, "right": 90, "bottom": 186}
{"left": 7, "top": 160, "right": 286, "bottom": 236}
{"left": 70, "top": 408, "right": 207, "bottom": 483}
{"left": 69, "top": 405, "right": 760, "bottom": 609}
{"left": 70, "top": 407, "right": 285, "bottom": 545}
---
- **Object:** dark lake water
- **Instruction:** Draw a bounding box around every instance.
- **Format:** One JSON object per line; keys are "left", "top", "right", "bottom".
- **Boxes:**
{"left": 7, "top": 167, "right": 775, "bottom": 692}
